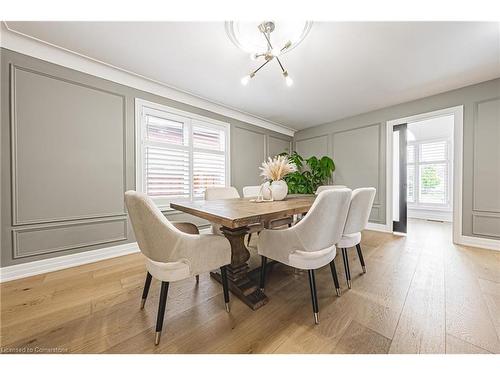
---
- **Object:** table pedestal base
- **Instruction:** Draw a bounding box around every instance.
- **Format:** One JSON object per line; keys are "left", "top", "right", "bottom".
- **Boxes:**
{"left": 210, "top": 226, "right": 269, "bottom": 310}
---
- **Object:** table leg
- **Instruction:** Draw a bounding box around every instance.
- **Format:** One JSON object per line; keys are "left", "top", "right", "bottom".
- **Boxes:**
{"left": 210, "top": 226, "right": 269, "bottom": 310}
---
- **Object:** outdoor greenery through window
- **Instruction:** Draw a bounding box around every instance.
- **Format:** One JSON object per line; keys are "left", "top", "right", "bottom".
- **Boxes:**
{"left": 407, "top": 139, "right": 451, "bottom": 207}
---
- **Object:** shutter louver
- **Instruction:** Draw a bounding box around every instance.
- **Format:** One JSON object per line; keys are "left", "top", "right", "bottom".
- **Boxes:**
{"left": 139, "top": 104, "right": 228, "bottom": 205}
{"left": 145, "top": 146, "right": 190, "bottom": 199}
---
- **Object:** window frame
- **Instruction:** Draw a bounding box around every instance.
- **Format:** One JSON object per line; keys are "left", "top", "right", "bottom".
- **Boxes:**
{"left": 135, "top": 98, "right": 230, "bottom": 210}
{"left": 407, "top": 137, "right": 452, "bottom": 210}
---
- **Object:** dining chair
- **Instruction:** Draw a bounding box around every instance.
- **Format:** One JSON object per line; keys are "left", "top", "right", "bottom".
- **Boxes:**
{"left": 242, "top": 185, "right": 294, "bottom": 245}
{"left": 257, "top": 188, "right": 352, "bottom": 324}
{"left": 315, "top": 185, "right": 347, "bottom": 194}
{"left": 242, "top": 185, "right": 262, "bottom": 198}
{"left": 125, "top": 191, "right": 231, "bottom": 345}
{"left": 336, "top": 187, "right": 376, "bottom": 288}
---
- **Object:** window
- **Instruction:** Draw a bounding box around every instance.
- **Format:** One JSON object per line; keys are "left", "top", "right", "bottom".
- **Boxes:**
{"left": 136, "top": 99, "right": 229, "bottom": 208}
{"left": 407, "top": 139, "right": 451, "bottom": 208}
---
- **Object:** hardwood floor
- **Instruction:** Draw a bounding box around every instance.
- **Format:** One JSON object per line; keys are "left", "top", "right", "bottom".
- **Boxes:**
{"left": 1, "top": 219, "right": 499, "bottom": 354}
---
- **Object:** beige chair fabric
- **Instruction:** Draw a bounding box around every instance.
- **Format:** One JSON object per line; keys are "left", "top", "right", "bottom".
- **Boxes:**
{"left": 125, "top": 191, "right": 231, "bottom": 282}
{"left": 204, "top": 187, "right": 241, "bottom": 235}
{"left": 315, "top": 185, "right": 347, "bottom": 194}
{"left": 242, "top": 185, "right": 262, "bottom": 198}
{"left": 337, "top": 188, "right": 376, "bottom": 248}
{"left": 258, "top": 188, "right": 352, "bottom": 269}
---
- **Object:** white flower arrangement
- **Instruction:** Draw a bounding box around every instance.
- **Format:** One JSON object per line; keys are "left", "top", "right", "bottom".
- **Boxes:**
{"left": 259, "top": 155, "right": 297, "bottom": 182}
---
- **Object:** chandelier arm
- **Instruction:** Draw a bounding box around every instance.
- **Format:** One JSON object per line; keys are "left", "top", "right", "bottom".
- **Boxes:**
{"left": 262, "top": 31, "right": 273, "bottom": 51}
{"left": 275, "top": 56, "right": 286, "bottom": 73}
{"left": 252, "top": 59, "right": 272, "bottom": 75}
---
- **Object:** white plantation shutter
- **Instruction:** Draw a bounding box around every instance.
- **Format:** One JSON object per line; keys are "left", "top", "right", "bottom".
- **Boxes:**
{"left": 192, "top": 121, "right": 227, "bottom": 199}
{"left": 420, "top": 141, "right": 447, "bottom": 162}
{"left": 137, "top": 100, "right": 229, "bottom": 207}
{"left": 407, "top": 139, "right": 451, "bottom": 208}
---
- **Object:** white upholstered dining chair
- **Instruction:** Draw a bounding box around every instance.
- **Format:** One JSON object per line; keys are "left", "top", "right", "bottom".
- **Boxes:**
{"left": 336, "top": 187, "right": 376, "bottom": 288}
{"left": 257, "top": 188, "right": 352, "bottom": 324}
{"left": 125, "top": 191, "right": 231, "bottom": 345}
{"left": 315, "top": 185, "right": 347, "bottom": 194}
{"left": 242, "top": 185, "right": 262, "bottom": 198}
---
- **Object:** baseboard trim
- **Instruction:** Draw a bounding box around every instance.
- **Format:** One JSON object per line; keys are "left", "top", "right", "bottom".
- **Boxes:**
{"left": 0, "top": 242, "right": 140, "bottom": 283}
{"left": 457, "top": 235, "right": 500, "bottom": 252}
{"left": 0, "top": 227, "right": 213, "bottom": 283}
{"left": 365, "top": 222, "right": 392, "bottom": 233}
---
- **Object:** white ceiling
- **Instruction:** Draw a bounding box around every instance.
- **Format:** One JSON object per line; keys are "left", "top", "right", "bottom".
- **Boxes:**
{"left": 5, "top": 21, "right": 500, "bottom": 131}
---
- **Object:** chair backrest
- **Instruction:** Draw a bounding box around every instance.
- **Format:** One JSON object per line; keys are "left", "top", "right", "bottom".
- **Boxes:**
{"left": 205, "top": 186, "right": 240, "bottom": 200}
{"left": 343, "top": 188, "right": 377, "bottom": 234}
{"left": 242, "top": 185, "right": 262, "bottom": 198}
{"left": 315, "top": 185, "right": 347, "bottom": 194}
{"left": 124, "top": 190, "right": 186, "bottom": 262}
{"left": 293, "top": 188, "right": 352, "bottom": 252}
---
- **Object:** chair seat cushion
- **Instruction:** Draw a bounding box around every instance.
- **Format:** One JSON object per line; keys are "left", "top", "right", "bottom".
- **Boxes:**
{"left": 288, "top": 245, "right": 337, "bottom": 270}
{"left": 146, "top": 258, "right": 191, "bottom": 282}
{"left": 337, "top": 232, "right": 361, "bottom": 248}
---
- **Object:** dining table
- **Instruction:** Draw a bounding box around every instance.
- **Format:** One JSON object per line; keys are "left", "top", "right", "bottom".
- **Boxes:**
{"left": 170, "top": 194, "right": 316, "bottom": 310}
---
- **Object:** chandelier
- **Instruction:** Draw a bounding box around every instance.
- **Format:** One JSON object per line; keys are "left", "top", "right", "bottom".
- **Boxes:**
{"left": 225, "top": 21, "right": 312, "bottom": 87}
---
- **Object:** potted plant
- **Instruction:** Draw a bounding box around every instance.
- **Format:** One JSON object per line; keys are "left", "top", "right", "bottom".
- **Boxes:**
{"left": 279, "top": 151, "right": 336, "bottom": 194}
{"left": 259, "top": 155, "right": 297, "bottom": 200}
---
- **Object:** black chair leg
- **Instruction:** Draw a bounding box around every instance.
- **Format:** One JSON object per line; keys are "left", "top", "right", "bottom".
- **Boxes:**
{"left": 140, "top": 272, "right": 152, "bottom": 309}
{"left": 259, "top": 256, "right": 267, "bottom": 291}
{"left": 342, "top": 248, "right": 352, "bottom": 289}
{"left": 356, "top": 244, "right": 366, "bottom": 273}
{"left": 195, "top": 274, "right": 200, "bottom": 284}
{"left": 307, "top": 269, "right": 319, "bottom": 324}
{"left": 155, "top": 281, "right": 169, "bottom": 345}
{"left": 220, "top": 266, "right": 230, "bottom": 312}
{"left": 247, "top": 233, "right": 252, "bottom": 246}
{"left": 329, "top": 260, "right": 342, "bottom": 296}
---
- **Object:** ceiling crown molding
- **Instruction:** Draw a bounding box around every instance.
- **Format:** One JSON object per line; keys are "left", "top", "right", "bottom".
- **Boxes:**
{"left": 0, "top": 22, "right": 295, "bottom": 137}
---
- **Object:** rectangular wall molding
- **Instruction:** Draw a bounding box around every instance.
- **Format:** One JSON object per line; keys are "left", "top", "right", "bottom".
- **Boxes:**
{"left": 10, "top": 64, "right": 128, "bottom": 226}
{"left": 472, "top": 212, "right": 500, "bottom": 238}
{"left": 472, "top": 97, "right": 500, "bottom": 215}
{"left": 12, "top": 216, "right": 128, "bottom": 259}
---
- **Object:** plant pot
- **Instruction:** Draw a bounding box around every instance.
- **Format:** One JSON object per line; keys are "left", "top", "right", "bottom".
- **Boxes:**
{"left": 270, "top": 180, "right": 288, "bottom": 201}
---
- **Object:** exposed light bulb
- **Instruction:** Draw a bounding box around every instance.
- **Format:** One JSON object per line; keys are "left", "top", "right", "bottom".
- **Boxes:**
{"left": 241, "top": 75, "right": 251, "bottom": 85}
{"left": 241, "top": 72, "right": 255, "bottom": 86}
{"left": 283, "top": 71, "right": 293, "bottom": 87}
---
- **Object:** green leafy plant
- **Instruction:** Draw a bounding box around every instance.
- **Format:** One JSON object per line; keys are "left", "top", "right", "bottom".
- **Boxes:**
{"left": 421, "top": 166, "right": 441, "bottom": 189}
{"left": 278, "top": 151, "right": 336, "bottom": 194}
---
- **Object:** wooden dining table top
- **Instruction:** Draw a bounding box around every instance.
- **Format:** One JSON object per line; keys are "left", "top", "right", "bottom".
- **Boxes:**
{"left": 170, "top": 194, "right": 316, "bottom": 229}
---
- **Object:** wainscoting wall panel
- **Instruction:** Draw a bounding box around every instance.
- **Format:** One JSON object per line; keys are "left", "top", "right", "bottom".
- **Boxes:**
{"left": 332, "top": 124, "right": 384, "bottom": 223}
{"left": 268, "top": 135, "right": 291, "bottom": 157}
{"left": 12, "top": 217, "right": 128, "bottom": 259}
{"left": 11, "top": 66, "right": 127, "bottom": 225}
{"left": 295, "top": 135, "right": 329, "bottom": 159}
{"left": 472, "top": 97, "right": 500, "bottom": 238}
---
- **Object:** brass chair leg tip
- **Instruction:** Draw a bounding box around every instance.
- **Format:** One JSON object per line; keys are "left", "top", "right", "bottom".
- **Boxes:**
{"left": 225, "top": 302, "right": 230, "bottom": 313}
{"left": 347, "top": 280, "right": 352, "bottom": 289}
{"left": 336, "top": 288, "right": 342, "bottom": 297}
{"left": 155, "top": 332, "right": 161, "bottom": 345}
{"left": 140, "top": 298, "right": 146, "bottom": 309}
{"left": 314, "top": 312, "right": 319, "bottom": 325}
{"left": 362, "top": 266, "right": 366, "bottom": 273}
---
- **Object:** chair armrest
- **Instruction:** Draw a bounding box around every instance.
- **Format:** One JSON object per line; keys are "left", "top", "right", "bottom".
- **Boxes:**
{"left": 171, "top": 222, "right": 199, "bottom": 235}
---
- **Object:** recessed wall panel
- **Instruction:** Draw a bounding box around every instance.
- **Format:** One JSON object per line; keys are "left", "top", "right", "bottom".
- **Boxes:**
{"left": 11, "top": 67, "right": 126, "bottom": 225}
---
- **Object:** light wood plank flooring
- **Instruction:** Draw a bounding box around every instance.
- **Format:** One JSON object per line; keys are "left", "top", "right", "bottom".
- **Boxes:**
{"left": 1, "top": 219, "right": 499, "bottom": 354}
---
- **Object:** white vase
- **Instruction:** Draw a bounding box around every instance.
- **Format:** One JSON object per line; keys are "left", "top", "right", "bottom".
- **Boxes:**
{"left": 270, "top": 180, "right": 288, "bottom": 201}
